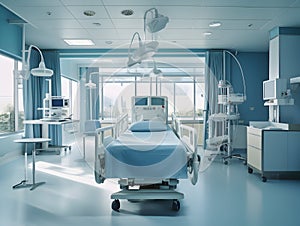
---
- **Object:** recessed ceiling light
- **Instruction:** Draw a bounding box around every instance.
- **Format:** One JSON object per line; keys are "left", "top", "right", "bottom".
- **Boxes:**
{"left": 105, "top": 40, "right": 113, "bottom": 45}
{"left": 209, "top": 21, "right": 222, "bottom": 27}
{"left": 64, "top": 39, "right": 95, "bottom": 46}
{"left": 121, "top": 9, "right": 134, "bottom": 16}
{"left": 203, "top": 32, "right": 212, "bottom": 36}
{"left": 84, "top": 10, "right": 96, "bottom": 17}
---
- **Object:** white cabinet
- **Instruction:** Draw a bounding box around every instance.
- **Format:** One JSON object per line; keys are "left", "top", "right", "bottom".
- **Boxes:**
{"left": 247, "top": 126, "right": 300, "bottom": 182}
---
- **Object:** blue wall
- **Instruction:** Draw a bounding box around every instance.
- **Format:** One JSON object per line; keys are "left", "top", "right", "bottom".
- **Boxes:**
{"left": 229, "top": 52, "right": 269, "bottom": 125}
{"left": 0, "top": 5, "right": 22, "bottom": 59}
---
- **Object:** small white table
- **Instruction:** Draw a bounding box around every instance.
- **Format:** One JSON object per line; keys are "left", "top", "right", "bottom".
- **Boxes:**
{"left": 13, "top": 138, "right": 51, "bottom": 190}
{"left": 23, "top": 119, "right": 79, "bottom": 153}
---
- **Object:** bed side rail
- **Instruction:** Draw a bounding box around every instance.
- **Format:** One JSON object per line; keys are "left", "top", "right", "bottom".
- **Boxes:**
{"left": 179, "top": 124, "right": 201, "bottom": 185}
{"left": 179, "top": 124, "right": 198, "bottom": 154}
{"left": 94, "top": 113, "right": 128, "bottom": 184}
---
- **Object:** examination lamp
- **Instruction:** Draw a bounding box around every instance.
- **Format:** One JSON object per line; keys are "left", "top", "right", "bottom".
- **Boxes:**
{"left": 149, "top": 60, "right": 163, "bottom": 78}
{"left": 144, "top": 8, "right": 169, "bottom": 33}
{"left": 85, "top": 72, "right": 98, "bottom": 89}
{"left": 127, "top": 32, "right": 159, "bottom": 68}
{"left": 19, "top": 45, "right": 53, "bottom": 80}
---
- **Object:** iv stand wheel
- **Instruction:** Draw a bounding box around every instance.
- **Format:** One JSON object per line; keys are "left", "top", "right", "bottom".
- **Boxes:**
{"left": 112, "top": 199, "right": 120, "bottom": 211}
{"left": 172, "top": 199, "right": 180, "bottom": 211}
{"left": 248, "top": 167, "right": 253, "bottom": 174}
{"left": 223, "top": 158, "right": 228, "bottom": 165}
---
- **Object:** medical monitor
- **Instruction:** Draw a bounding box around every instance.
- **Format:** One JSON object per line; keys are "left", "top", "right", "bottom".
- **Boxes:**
{"left": 51, "top": 98, "right": 64, "bottom": 108}
{"left": 151, "top": 97, "right": 165, "bottom": 106}
{"left": 51, "top": 97, "right": 69, "bottom": 108}
{"left": 135, "top": 97, "right": 148, "bottom": 106}
{"left": 263, "top": 78, "right": 287, "bottom": 100}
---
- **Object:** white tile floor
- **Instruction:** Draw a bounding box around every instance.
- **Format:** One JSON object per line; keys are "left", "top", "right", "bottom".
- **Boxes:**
{"left": 1, "top": 141, "right": 300, "bottom": 226}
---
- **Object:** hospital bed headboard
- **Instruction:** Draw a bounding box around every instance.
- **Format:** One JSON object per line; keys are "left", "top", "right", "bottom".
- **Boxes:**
{"left": 131, "top": 96, "right": 168, "bottom": 123}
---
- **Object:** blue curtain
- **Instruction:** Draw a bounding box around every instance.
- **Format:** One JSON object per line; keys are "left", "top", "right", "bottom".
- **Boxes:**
{"left": 203, "top": 50, "right": 224, "bottom": 149}
{"left": 23, "top": 49, "right": 62, "bottom": 146}
{"left": 44, "top": 50, "right": 62, "bottom": 146}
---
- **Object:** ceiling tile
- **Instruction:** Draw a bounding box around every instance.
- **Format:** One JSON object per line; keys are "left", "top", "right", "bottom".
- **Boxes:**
{"left": 53, "top": 28, "right": 91, "bottom": 39}
{"left": 33, "top": 19, "right": 83, "bottom": 29}
{"left": 86, "top": 28, "right": 119, "bottom": 39}
{"left": 77, "top": 19, "right": 115, "bottom": 28}
{"left": 61, "top": 0, "right": 104, "bottom": 6}
{"left": 8, "top": 6, "right": 74, "bottom": 20}
{"left": 111, "top": 18, "right": 143, "bottom": 29}
{"left": 0, "top": 0, "right": 62, "bottom": 7}
{"left": 200, "top": 0, "right": 296, "bottom": 7}
{"left": 66, "top": 5, "right": 110, "bottom": 19}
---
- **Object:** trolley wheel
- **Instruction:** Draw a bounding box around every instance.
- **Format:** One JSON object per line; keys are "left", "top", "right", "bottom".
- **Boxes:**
{"left": 112, "top": 199, "right": 120, "bottom": 211}
{"left": 261, "top": 176, "right": 267, "bottom": 183}
{"left": 248, "top": 167, "right": 253, "bottom": 174}
{"left": 172, "top": 200, "right": 180, "bottom": 211}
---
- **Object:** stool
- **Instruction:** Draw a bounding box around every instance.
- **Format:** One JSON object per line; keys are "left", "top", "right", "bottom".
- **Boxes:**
{"left": 13, "top": 138, "right": 51, "bottom": 190}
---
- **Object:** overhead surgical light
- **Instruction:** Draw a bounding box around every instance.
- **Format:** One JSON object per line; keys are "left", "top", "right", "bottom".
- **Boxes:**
{"left": 127, "top": 32, "right": 159, "bottom": 68}
{"left": 18, "top": 45, "right": 54, "bottom": 79}
{"left": 149, "top": 60, "right": 163, "bottom": 78}
{"left": 17, "top": 24, "right": 53, "bottom": 80}
{"left": 144, "top": 8, "right": 169, "bottom": 33}
{"left": 85, "top": 72, "right": 98, "bottom": 89}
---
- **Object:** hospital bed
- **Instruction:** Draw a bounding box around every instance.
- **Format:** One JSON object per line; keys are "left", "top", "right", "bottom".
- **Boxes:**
{"left": 94, "top": 96, "right": 200, "bottom": 211}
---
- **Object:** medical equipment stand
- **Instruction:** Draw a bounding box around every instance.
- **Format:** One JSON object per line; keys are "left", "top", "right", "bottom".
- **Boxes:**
{"left": 207, "top": 81, "right": 246, "bottom": 164}
{"left": 219, "top": 84, "right": 246, "bottom": 165}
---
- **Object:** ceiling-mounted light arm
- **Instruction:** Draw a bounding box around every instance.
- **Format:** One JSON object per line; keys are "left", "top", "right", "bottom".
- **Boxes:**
{"left": 224, "top": 50, "right": 247, "bottom": 101}
{"left": 143, "top": 7, "right": 156, "bottom": 40}
{"left": 143, "top": 7, "right": 169, "bottom": 35}
{"left": 18, "top": 24, "right": 53, "bottom": 80}
{"left": 127, "top": 31, "right": 159, "bottom": 68}
{"left": 149, "top": 59, "right": 163, "bottom": 78}
{"left": 127, "top": 32, "right": 143, "bottom": 67}
{"left": 85, "top": 72, "right": 99, "bottom": 89}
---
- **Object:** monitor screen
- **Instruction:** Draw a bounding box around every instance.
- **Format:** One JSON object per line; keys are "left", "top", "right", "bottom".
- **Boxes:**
{"left": 135, "top": 97, "right": 148, "bottom": 106}
{"left": 51, "top": 99, "right": 64, "bottom": 108}
{"left": 151, "top": 97, "right": 165, "bottom": 105}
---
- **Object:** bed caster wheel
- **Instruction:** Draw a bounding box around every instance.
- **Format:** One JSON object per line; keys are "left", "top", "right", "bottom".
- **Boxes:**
{"left": 261, "top": 176, "right": 267, "bottom": 183}
{"left": 223, "top": 159, "right": 228, "bottom": 165}
{"left": 112, "top": 199, "right": 120, "bottom": 211}
{"left": 69, "top": 146, "right": 71, "bottom": 151}
{"left": 56, "top": 150, "right": 60, "bottom": 155}
{"left": 172, "top": 200, "right": 180, "bottom": 211}
{"left": 248, "top": 167, "right": 253, "bottom": 174}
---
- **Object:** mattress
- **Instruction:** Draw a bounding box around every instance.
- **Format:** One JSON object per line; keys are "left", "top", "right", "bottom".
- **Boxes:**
{"left": 104, "top": 127, "right": 188, "bottom": 179}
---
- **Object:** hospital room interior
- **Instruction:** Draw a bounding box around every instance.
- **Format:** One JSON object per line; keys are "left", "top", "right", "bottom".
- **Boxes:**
{"left": 1, "top": 0, "right": 300, "bottom": 225}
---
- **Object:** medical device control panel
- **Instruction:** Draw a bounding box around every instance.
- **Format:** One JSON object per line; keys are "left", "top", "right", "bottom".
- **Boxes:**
{"left": 131, "top": 96, "right": 168, "bottom": 123}
{"left": 40, "top": 96, "right": 70, "bottom": 121}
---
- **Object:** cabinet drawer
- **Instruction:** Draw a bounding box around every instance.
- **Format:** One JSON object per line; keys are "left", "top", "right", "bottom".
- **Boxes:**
{"left": 247, "top": 133, "right": 262, "bottom": 149}
{"left": 247, "top": 145, "right": 262, "bottom": 171}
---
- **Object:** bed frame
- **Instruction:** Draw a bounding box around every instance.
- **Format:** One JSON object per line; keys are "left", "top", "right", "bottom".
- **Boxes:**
{"left": 94, "top": 96, "right": 200, "bottom": 212}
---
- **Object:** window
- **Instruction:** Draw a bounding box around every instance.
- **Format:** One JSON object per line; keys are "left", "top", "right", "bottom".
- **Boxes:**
{"left": 61, "top": 76, "right": 79, "bottom": 120}
{"left": 77, "top": 54, "right": 206, "bottom": 122}
{"left": 0, "top": 54, "right": 23, "bottom": 134}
